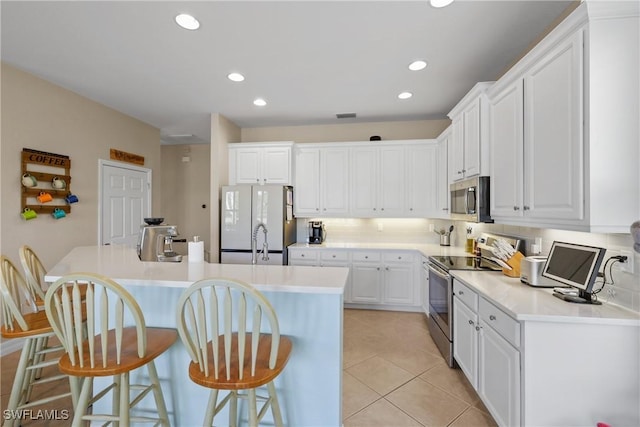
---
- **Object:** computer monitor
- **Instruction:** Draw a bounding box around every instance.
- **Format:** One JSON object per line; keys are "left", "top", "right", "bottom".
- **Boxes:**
{"left": 542, "top": 241, "right": 606, "bottom": 304}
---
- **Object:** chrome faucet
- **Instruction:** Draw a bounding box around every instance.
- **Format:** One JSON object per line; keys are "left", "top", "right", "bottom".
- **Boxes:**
{"left": 251, "top": 223, "right": 269, "bottom": 264}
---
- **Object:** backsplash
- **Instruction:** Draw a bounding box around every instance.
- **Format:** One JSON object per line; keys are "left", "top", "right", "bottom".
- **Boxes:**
{"left": 295, "top": 218, "right": 640, "bottom": 312}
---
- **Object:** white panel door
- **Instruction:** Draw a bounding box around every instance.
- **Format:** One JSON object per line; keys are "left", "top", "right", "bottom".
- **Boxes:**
{"left": 524, "top": 30, "right": 584, "bottom": 219}
{"left": 100, "top": 162, "right": 151, "bottom": 247}
{"left": 379, "top": 146, "right": 405, "bottom": 216}
{"left": 294, "top": 148, "right": 321, "bottom": 216}
{"left": 490, "top": 80, "right": 524, "bottom": 218}
{"left": 321, "top": 147, "right": 349, "bottom": 215}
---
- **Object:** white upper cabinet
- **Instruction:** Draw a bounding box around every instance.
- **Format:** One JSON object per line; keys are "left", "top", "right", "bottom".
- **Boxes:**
{"left": 351, "top": 143, "right": 405, "bottom": 217}
{"left": 448, "top": 82, "right": 493, "bottom": 183}
{"left": 490, "top": 80, "right": 525, "bottom": 218}
{"left": 436, "top": 127, "right": 451, "bottom": 219}
{"left": 487, "top": 2, "right": 638, "bottom": 233}
{"left": 294, "top": 145, "right": 349, "bottom": 217}
{"left": 523, "top": 30, "right": 584, "bottom": 220}
{"left": 228, "top": 142, "right": 293, "bottom": 185}
{"left": 405, "top": 142, "right": 438, "bottom": 217}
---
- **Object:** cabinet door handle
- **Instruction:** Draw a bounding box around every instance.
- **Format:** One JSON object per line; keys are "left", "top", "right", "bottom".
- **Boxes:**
{"left": 301, "top": 254, "right": 305, "bottom": 257}
{"left": 377, "top": 267, "right": 380, "bottom": 271}
{"left": 365, "top": 256, "right": 369, "bottom": 259}
{"left": 475, "top": 325, "right": 481, "bottom": 331}
{"left": 381, "top": 208, "right": 385, "bottom": 211}
{"left": 385, "top": 267, "right": 389, "bottom": 271}
{"left": 468, "top": 320, "right": 474, "bottom": 325}
{"left": 409, "top": 208, "right": 413, "bottom": 211}
{"left": 373, "top": 208, "right": 377, "bottom": 211}
{"left": 513, "top": 206, "right": 520, "bottom": 211}
{"left": 398, "top": 256, "right": 402, "bottom": 260}
{"left": 323, "top": 208, "right": 327, "bottom": 211}
{"left": 489, "top": 315, "right": 496, "bottom": 321}
{"left": 332, "top": 254, "right": 336, "bottom": 258}
{"left": 462, "top": 169, "right": 466, "bottom": 173}
{"left": 523, "top": 206, "right": 530, "bottom": 211}
{"left": 459, "top": 290, "right": 464, "bottom": 295}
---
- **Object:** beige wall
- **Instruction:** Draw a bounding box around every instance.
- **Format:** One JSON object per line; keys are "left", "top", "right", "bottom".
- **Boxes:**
{"left": 209, "top": 113, "right": 241, "bottom": 262}
{"left": 0, "top": 63, "right": 161, "bottom": 271}
{"left": 160, "top": 144, "right": 211, "bottom": 259}
{"left": 240, "top": 119, "right": 450, "bottom": 143}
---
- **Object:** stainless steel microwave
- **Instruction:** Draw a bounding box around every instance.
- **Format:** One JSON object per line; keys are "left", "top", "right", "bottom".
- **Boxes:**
{"left": 450, "top": 176, "right": 493, "bottom": 223}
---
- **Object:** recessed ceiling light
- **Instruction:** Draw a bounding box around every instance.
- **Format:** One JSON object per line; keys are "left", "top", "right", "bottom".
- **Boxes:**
{"left": 430, "top": 0, "right": 454, "bottom": 8}
{"left": 408, "top": 60, "right": 427, "bottom": 71}
{"left": 253, "top": 98, "right": 267, "bottom": 107}
{"left": 398, "top": 92, "right": 413, "bottom": 100}
{"left": 175, "top": 13, "right": 200, "bottom": 30}
{"left": 227, "top": 73, "right": 245, "bottom": 82}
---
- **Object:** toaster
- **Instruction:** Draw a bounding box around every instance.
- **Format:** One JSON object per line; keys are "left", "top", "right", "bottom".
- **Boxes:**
{"left": 520, "top": 256, "right": 556, "bottom": 287}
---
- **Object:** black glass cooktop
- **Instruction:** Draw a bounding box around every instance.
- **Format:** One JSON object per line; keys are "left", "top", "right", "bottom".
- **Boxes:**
{"left": 429, "top": 255, "right": 500, "bottom": 272}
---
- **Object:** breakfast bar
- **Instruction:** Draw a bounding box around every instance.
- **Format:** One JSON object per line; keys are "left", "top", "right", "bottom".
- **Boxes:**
{"left": 45, "top": 245, "right": 350, "bottom": 426}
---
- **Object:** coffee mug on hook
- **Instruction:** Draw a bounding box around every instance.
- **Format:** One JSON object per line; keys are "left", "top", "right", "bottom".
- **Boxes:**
{"left": 52, "top": 176, "right": 67, "bottom": 189}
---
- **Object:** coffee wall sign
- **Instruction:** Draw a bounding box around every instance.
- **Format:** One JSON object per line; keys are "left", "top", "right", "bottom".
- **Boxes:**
{"left": 21, "top": 148, "right": 75, "bottom": 218}
{"left": 110, "top": 148, "right": 145, "bottom": 166}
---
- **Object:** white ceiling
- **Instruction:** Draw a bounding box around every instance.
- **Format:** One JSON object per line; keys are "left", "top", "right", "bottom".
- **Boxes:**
{"left": 1, "top": 1, "right": 574, "bottom": 144}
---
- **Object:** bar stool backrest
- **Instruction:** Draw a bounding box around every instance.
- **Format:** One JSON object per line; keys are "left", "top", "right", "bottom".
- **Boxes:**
{"left": 0, "top": 256, "right": 37, "bottom": 332}
{"left": 44, "top": 273, "right": 147, "bottom": 368}
{"left": 176, "top": 278, "right": 282, "bottom": 381}
{"left": 19, "top": 245, "right": 48, "bottom": 303}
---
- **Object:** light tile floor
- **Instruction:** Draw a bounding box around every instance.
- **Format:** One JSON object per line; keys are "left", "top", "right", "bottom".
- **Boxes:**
{"left": 1, "top": 309, "right": 496, "bottom": 426}
{"left": 343, "top": 308, "right": 497, "bottom": 427}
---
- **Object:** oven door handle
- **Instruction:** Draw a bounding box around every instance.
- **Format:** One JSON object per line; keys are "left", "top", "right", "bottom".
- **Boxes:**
{"left": 428, "top": 264, "right": 450, "bottom": 280}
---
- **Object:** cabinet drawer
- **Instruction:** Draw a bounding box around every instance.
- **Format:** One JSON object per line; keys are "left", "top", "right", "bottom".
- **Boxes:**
{"left": 320, "top": 251, "right": 349, "bottom": 262}
{"left": 479, "top": 298, "right": 520, "bottom": 349}
{"left": 383, "top": 252, "right": 413, "bottom": 263}
{"left": 351, "top": 251, "right": 381, "bottom": 262}
{"left": 453, "top": 280, "right": 478, "bottom": 311}
{"left": 289, "top": 250, "right": 319, "bottom": 261}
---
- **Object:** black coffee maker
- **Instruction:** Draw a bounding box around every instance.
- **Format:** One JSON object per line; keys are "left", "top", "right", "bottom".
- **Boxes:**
{"left": 308, "top": 221, "right": 325, "bottom": 244}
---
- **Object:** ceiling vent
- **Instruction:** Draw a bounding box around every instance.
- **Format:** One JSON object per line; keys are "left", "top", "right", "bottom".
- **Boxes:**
{"left": 336, "top": 113, "right": 356, "bottom": 119}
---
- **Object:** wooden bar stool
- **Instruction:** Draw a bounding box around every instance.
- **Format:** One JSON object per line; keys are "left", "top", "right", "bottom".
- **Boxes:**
{"left": 176, "top": 278, "right": 293, "bottom": 427}
{"left": 44, "top": 273, "right": 177, "bottom": 427}
{"left": 0, "top": 256, "right": 76, "bottom": 427}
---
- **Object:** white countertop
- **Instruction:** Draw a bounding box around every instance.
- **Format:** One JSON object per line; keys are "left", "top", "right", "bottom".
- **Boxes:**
{"left": 289, "top": 242, "right": 470, "bottom": 258}
{"left": 45, "top": 245, "right": 349, "bottom": 294}
{"left": 452, "top": 270, "right": 640, "bottom": 326}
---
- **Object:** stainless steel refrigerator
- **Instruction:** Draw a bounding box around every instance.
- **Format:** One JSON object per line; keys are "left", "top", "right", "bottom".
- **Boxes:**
{"left": 220, "top": 185, "right": 295, "bottom": 265}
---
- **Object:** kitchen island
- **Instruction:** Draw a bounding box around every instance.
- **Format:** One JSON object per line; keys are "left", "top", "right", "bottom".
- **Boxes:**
{"left": 45, "top": 245, "right": 349, "bottom": 427}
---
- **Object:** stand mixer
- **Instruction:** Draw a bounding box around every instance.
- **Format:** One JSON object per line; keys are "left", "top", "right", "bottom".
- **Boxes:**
{"left": 137, "top": 224, "right": 183, "bottom": 262}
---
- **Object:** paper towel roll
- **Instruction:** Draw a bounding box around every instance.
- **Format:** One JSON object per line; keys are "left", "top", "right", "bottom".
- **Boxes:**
{"left": 188, "top": 240, "right": 204, "bottom": 263}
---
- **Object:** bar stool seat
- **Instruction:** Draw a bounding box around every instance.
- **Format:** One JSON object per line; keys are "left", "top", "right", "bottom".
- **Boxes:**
{"left": 176, "top": 277, "right": 293, "bottom": 427}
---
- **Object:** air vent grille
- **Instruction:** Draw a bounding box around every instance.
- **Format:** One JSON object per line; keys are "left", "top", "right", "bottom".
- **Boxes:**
{"left": 336, "top": 112, "right": 356, "bottom": 119}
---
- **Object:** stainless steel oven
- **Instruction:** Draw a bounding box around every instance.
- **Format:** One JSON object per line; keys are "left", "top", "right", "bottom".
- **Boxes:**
{"left": 427, "top": 261, "right": 455, "bottom": 367}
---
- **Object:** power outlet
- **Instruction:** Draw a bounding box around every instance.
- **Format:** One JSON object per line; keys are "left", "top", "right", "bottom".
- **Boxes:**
{"left": 619, "top": 250, "right": 634, "bottom": 274}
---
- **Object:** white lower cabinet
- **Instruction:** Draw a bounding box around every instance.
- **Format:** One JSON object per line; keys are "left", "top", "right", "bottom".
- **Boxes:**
{"left": 351, "top": 251, "right": 383, "bottom": 304}
{"left": 288, "top": 247, "right": 420, "bottom": 310}
{"left": 453, "top": 279, "right": 520, "bottom": 427}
